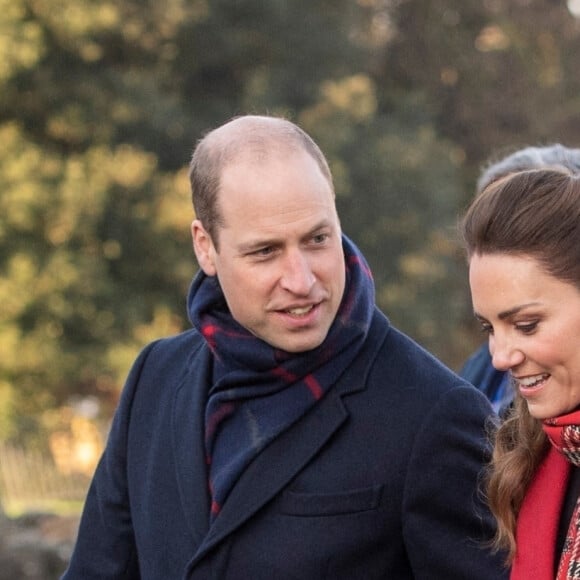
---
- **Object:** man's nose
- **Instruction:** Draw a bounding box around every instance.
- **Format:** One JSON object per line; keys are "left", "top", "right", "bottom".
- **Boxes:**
{"left": 280, "top": 250, "right": 316, "bottom": 295}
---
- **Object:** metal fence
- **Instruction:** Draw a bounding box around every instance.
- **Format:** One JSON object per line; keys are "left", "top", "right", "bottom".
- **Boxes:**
{"left": 0, "top": 443, "right": 90, "bottom": 515}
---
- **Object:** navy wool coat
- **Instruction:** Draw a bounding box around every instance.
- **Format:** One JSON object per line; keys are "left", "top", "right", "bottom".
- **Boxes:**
{"left": 64, "top": 309, "right": 508, "bottom": 579}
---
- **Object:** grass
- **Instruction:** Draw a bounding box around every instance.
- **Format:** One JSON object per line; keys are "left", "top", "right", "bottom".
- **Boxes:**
{"left": 3, "top": 498, "right": 84, "bottom": 519}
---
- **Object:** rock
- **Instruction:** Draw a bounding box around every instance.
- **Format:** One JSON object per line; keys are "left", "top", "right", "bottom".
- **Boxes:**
{"left": 0, "top": 512, "right": 78, "bottom": 580}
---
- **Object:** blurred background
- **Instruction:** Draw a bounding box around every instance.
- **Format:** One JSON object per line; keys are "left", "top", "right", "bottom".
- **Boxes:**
{"left": 2, "top": 0, "right": 580, "bottom": 576}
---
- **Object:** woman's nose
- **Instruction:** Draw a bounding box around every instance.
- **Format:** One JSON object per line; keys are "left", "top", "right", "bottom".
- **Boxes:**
{"left": 489, "top": 334, "right": 525, "bottom": 371}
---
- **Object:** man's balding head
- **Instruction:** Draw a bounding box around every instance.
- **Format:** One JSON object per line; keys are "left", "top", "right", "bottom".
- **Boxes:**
{"left": 189, "top": 115, "right": 334, "bottom": 248}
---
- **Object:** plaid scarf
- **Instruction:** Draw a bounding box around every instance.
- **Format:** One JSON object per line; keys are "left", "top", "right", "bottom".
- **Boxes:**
{"left": 187, "top": 235, "right": 374, "bottom": 522}
{"left": 544, "top": 410, "right": 580, "bottom": 580}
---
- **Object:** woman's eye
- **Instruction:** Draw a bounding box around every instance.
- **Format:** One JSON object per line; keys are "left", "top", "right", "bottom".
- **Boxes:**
{"left": 516, "top": 321, "right": 538, "bottom": 334}
{"left": 479, "top": 323, "right": 493, "bottom": 335}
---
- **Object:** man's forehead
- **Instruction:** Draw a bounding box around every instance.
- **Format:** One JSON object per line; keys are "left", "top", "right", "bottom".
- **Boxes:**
{"left": 207, "top": 118, "right": 302, "bottom": 162}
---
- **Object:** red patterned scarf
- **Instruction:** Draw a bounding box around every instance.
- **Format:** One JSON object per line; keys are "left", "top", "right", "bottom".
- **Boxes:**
{"left": 188, "top": 235, "right": 374, "bottom": 522}
{"left": 511, "top": 446, "right": 569, "bottom": 580}
{"left": 544, "top": 410, "right": 580, "bottom": 580}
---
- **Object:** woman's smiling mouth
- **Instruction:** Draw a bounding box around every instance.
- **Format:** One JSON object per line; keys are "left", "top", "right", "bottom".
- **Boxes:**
{"left": 514, "top": 373, "right": 550, "bottom": 394}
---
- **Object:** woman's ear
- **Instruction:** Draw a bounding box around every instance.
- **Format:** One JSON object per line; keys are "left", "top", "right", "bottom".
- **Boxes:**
{"left": 191, "top": 219, "right": 217, "bottom": 276}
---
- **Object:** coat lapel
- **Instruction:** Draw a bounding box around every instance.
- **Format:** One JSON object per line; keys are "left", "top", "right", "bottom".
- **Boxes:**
{"left": 172, "top": 342, "right": 213, "bottom": 547}
{"left": 187, "top": 388, "right": 349, "bottom": 567}
{"left": 182, "top": 311, "right": 388, "bottom": 572}
{"left": 196, "top": 312, "right": 388, "bottom": 557}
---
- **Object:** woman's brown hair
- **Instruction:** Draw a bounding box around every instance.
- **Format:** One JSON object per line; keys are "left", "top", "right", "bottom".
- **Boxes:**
{"left": 460, "top": 168, "right": 580, "bottom": 561}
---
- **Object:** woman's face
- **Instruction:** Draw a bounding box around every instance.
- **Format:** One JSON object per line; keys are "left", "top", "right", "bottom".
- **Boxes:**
{"left": 469, "top": 253, "right": 580, "bottom": 420}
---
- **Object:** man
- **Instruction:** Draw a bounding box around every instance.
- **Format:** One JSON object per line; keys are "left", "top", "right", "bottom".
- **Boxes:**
{"left": 64, "top": 115, "right": 507, "bottom": 579}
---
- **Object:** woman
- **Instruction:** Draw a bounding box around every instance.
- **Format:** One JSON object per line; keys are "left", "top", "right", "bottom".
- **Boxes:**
{"left": 460, "top": 144, "right": 580, "bottom": 417}
{"left": 460, "top": 167, "right": 580, "bottom": 579}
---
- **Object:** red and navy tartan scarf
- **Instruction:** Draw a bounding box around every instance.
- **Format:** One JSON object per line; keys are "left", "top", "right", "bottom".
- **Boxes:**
{"left": 187, "top": 235, "right": 374, "bottom": 522}
{"left": 543, "top": 410, "right": 580, "bottom": 580}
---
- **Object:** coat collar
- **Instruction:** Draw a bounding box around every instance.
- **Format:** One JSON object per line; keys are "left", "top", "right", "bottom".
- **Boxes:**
{"left": 175, "top": 310, "right": 389, "bottom": 571}
{"left": 172, "top": 339, "right": 212, "bottom": 546}
{"left": 192, "top": 385, "right": 350, "bottom": 565}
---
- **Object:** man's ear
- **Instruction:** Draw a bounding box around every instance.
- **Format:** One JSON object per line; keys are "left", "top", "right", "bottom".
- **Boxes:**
{"left": 191, "top": 219, "right": 217, "bottom": 276}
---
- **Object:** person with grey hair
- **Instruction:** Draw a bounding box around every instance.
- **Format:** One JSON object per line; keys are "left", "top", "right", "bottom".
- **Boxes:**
{"left": 476, "top": 144, "right": 580, "bottom": 194}
{"left": 460, "top": 144, "right": 580, "bottom": 416}
{"left": 63, "top": 114, "right": 506, "bottom": 579}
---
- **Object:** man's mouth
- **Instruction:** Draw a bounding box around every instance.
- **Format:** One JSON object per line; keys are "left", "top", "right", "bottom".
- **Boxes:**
{"left": 285, "top": 305, "right": 315, "bottom": 317}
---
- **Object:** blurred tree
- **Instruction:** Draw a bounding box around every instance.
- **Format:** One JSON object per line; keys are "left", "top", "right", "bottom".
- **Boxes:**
{"left": 0, "top": 0, "right": 198, "bottom": 441}
{"left": 383, "top": 0, "right": 580, "bottom": 177}
{"left": 381, "top": 0, "right": 580, "bottom": 362}
{"left": 299, "top": 74, "right": 466, "bottom": 365}
{"left": 2, "top": 0, "right": 580, "bottom": 446}
{"left": 0, "top": 0, "right": 389, "bottom": 443}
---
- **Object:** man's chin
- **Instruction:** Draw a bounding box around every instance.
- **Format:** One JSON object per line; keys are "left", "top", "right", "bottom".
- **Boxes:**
{"left": 266, "top": 332, "right": 328, "bottom": 354}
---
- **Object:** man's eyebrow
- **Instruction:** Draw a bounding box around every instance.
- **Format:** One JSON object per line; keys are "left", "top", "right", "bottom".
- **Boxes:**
{"left": 304, "top": 219, "right": 334, "bottom": 235}
{"left": 238, "top": 220, "right": 336, "bottom": 253}
{"left": 237, "top": 238, "right": 280, "bottom": 253}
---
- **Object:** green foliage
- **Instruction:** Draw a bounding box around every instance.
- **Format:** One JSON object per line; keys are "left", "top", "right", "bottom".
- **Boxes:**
{"left": 2, "top": 0, "right": 580, "bottom": 442}
{"left": 298, "top": 75, "right": 466, "bottom": 355}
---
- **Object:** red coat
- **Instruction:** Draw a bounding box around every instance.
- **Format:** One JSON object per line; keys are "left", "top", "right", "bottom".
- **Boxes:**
{"left": 511, "top": 447, "right": 570, "bottom": 579}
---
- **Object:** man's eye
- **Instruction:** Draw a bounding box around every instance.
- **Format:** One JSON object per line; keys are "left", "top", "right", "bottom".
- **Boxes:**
{"left": 254, "top": 247, "right": 274, "bottom": 257}
{"left": 313, "top": 233, "right": 328, "bottom": 244}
